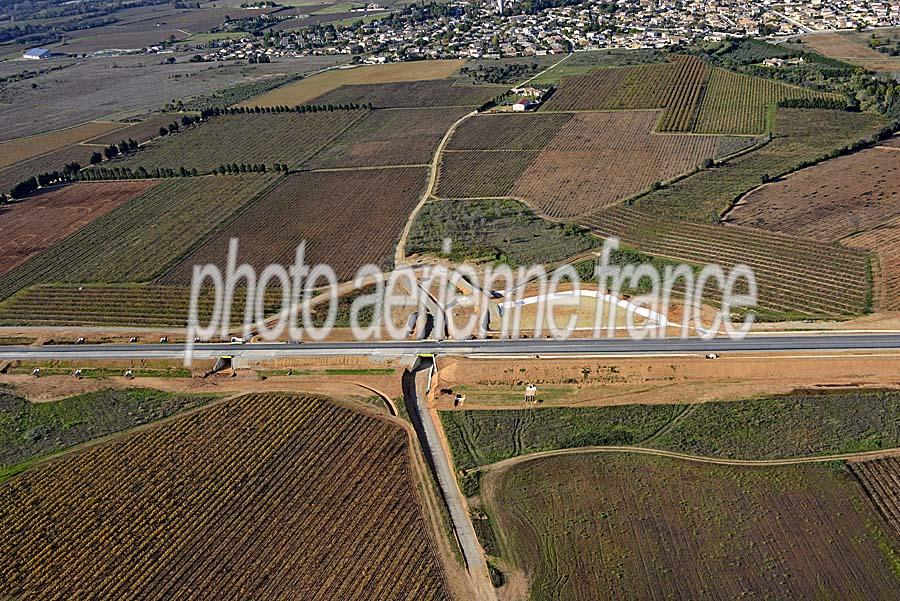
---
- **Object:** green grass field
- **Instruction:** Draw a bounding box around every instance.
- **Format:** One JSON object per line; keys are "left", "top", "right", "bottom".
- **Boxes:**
{"left": 486, "top": 453, "right": 900, "bottom": 600}
{"left": 442, "top": 388, "right": 900, "bottom": 475}
{"left": 0, "top": 388, "right": 215, "bottom": 479}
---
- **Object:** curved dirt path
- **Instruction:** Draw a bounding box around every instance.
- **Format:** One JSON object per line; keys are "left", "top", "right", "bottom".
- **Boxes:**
{"left": 479, "top": 444, "right": 900, "bottom": 473}
{"left": 394, "top": 109, "right": 478, "bottom": 267}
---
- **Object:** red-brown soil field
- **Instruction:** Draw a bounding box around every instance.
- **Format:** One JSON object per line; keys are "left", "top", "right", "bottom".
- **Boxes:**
{"left": 305, "top": 107, "right": 470, "bottom": 168}
{"left": 309, "top": 78, "right": 502, "bottom": 108}
{"left": 580, "top": 205, "right": 871, "bottom": 317}
{"left": 0, "top": 394, "right": 450, "bottom": 600}
{"left": 0, "top": 181, "right": 158, "bottom": 276}
{"left": 161, "top": 168, "right": 427, "bottom": 283}
{"left": 850, "top": 456, "right": 900, "bottom": 536}
{"left": 484, "top": 453, "right": 900, "bottom": 601}
{"left": 0, "top": 175, "right": 279, "bottom": 301}
{"left": 729, "top": 144, "right": 900, "bottom": 241}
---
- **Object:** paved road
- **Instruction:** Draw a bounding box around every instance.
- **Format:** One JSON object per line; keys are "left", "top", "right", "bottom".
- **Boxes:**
{"left": 402, "top": 360, "right": 496, "bottom": 600}
{"left": 2, "top": 333, "right": 900, "bottom": 360}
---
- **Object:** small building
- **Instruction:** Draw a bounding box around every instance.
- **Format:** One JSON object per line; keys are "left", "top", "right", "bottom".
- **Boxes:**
{"left": 512, "top": 99, "right": 535, "bottom": 111}
{"left": 23, "top": 48, "right": 51, "bottom": 60}
{"left": 524, "top": 384, "right": 537, "bottom": 403}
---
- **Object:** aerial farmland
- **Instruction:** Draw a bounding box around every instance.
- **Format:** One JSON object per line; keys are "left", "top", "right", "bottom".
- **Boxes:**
{"left": 0, "top": 5, "right": 899, "bottom": 598}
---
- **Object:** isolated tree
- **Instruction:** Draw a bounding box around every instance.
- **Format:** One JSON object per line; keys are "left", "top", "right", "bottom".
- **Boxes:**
{"left": 118, "top": 141, "right": 130, "bottom": 155}
{"left": 104, "top": 145, "right": 118, "bottom": 160}
{"left": 128, "top": 138, "right": 138, "bottom": 151}
{"left": 159, "top": 127, "right": 169, "bottom": 137}
{"left": 90, "top": 152, "right": 102, "bottom": 165}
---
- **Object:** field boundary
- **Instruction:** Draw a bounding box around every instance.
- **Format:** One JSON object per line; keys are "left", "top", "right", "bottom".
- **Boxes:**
{"left": 477, "top": 444, "right": 900, "bottom": 473}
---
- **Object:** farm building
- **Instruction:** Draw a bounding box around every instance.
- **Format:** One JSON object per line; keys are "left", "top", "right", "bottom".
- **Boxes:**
{"left": 23, "top": 48, "right": 50, "bottom": 60}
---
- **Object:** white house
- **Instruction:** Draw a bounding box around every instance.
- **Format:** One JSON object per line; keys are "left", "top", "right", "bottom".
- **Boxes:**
{"left": 23, "top": 48, "right": 51, "bottom": 60}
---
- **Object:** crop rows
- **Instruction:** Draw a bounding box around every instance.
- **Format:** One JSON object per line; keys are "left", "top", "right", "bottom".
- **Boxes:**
{"left": 540, "top": 55, "right": 708, "bottom": 130}
{"left": 446, "top": 113, "right": 574, "bottom": 151}
{"left": 694, "top": 68, "right": 841, "bottom": 134}
{"left": 0, "top": 181, "right": 158, "bottom": 276}
{"left": 435, "top": 151, "right": 539, "bottom": 198}
{"left": 580, "top": 205, "right": 871, "bottom": 316}
{"left": 635, "top": 108, "right": 888, "bottom": 221}
{"left": 845, "top": 214, "right": 900, "bottom": 310}
{"left": 309, "top": 79, "right": 502, "bottom": 108}
{"left": 0, "top": 175, "right": 279, "bottom": 301}
{"left": 440, "top": 111, "right": 753, "bottom": 218}
{"left": 0, "top": 121, "right": 127, "bottom": 169}
{"left": 305, "top": 107, "right": 470, "bottom": 168}
{"left": 0, "top": 284, "right": 287, "bottom": 327}
{"left": 850, "top": 457, "right": 900, "bottom": 536}
{"left": 541, "top": 62, "right": 675, "bottom": 111}
{"left": 513, "top": 111, "right": 750, "bottom": 218}
{"left": 489, "top": 454, "right": 900, "bottom": 600}
{"left": 161, "top": 168, "right": 426, "bottom": 283}
{"left": 0, "top": 394, "right": 450, "bottom": 600}
{"left": 654, "top": 56, "right": 710, "bottom": 131}
{"left": 730, "top": 145, "right": 900, "bottom": 242}
{"left": 115, "top": 111, "right": 366, "bottom": 173}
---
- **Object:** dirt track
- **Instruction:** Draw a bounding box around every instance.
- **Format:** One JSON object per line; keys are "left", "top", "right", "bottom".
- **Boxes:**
{"left": 479, "top": 444, "right": 900, "bottom": 474}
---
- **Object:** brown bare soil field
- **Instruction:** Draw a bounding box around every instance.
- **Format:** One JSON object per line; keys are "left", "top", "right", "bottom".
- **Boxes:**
{"left": 435, "top": 151, "right": 539, "bottom": 198}
{"left": 238, "top": 60, "right": 466, "bottom": 107}
{"left": 83, "top": 114, "right": 193, "bottom": 146}
{"left": 484, "top": 453, "right": 900, "bottom": 600}
{"left": 511, "top": 111, "right": 750, "bottom": 218}
{"left": 580, "top": 205, "right": 871, "bottom": 316}
{"left": 801, "top": 33, "right": 900, "bottom": 71}
{"left": 850, "top": 456, "right": 900, "bottom": 535}
{"left": 161, "top": 168, "right": 427, "bottom": 283}
{"left": 434, "top": 354, "right": 900, "bottom": 409}
{"left": 115, "top": 111, "right": 366, "bottom": 172}
{"left": 305, "top": 107, "right": 470, "bottom": 168}
{"left": 0, "top": 122, "right": 127, "bottom": 169}
{"left": 446, "top": 113, "right": 574, "bottom": 150}
{"left": 845, "top": 214, "right": 900, "bottom": 311}
{"left": 308, "top": 78, "right": 502, "bottom": 108}
{"left": 0, "top": 144, "right": 97, "bottom": 196}
{"left": 0, "top": 394, "right": 450, "bottom": 600}
{"left": 729, "top": 145, "right": 900, "bottom": 241}
{"left": 0, "top": 181, "right": 158, "bottom": 276}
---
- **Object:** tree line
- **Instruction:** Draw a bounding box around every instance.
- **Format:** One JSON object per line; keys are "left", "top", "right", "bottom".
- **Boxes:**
{"left": 199, "top": 103, "right": 372, "bottom": 119}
